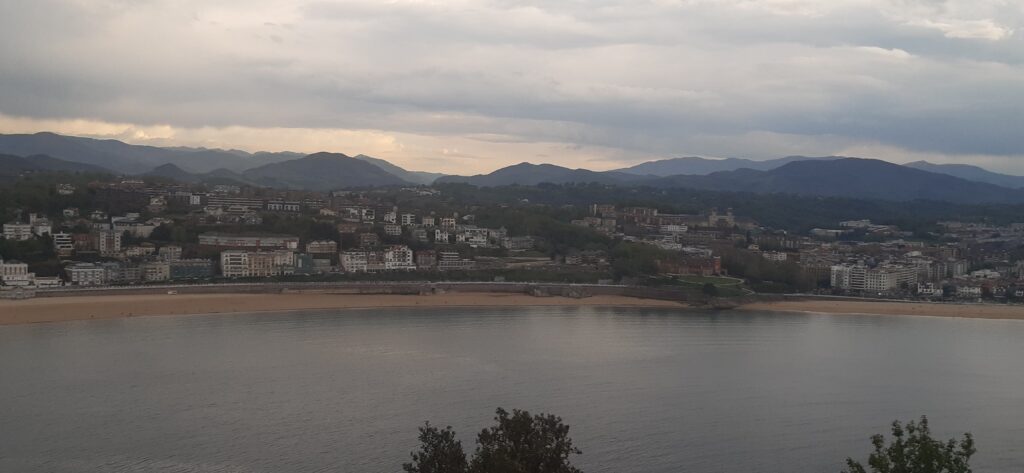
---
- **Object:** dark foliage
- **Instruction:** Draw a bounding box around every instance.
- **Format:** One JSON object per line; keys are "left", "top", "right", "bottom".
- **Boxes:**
{"left": 844, "top": 417, "right": 975, "bottom": 473}
{"left": 404, "top": 408, "right": 582, "bottom": 473}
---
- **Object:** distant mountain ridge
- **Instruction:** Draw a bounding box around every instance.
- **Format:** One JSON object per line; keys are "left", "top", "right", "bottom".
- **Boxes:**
{"left": 239, "top": 152, "right": 409, "bottom": 190}
{"left": 904, "top": 161, "right": 1024, "bottom": 189}
{"left": 0, "top": 153, "right": 112, "bottom": 177}
{"left": 435, "top": 162, "right": 644, "bottom": 186}
{"left": 437, "top": 158, "right": 1024, "bottom": 204}
{"left": 0, "top": 132, "right": 298, "bottom": 174}
{"left": 648, "top": 158, "right": 1024, "bottom": 203}
{"left": 0, "top": 132, "right": 448, "bottom": 189}
{"left": 354, "top": 154, "right": 444, "bottom": 185}
{"left": 615, "top": 155, "right": 845, "bottom": 176}
{"left": 5, "top": 132, "right": 1024, "bottom": 202}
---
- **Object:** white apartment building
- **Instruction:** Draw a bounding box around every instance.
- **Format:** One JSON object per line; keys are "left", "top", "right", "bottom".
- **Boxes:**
{"left": 306, "top": 240, "right": 338, "bottom": 255}
{"left": 220, "top": 250, "right": 295, "bottom": 278}
{"left": 831, "top": 263, "right": 917, "bottom": 293}
{"left": 159, "top": 245, "right": 183, "bottom": 261}
{"left": 340, "top": 250, "right": 369, "bottom": 273}
{"left": 400, "top": 213, "right": 416, "bottom": 226}
{"left": 52, "top": 232, "right": 74, "bottom": 256}
{"left": 67, "top": 263, "right": 106, "bottom": 286}
{"left": 142, "top": 262, "right": 171, "bottom": 282}
{"left": 0, "top": 259, "right": 33, "bottom": 287}
{"left": 98, "top": 230, "right": 122, "bottom": 257}
{"left": 384, "top": 246, "right": 415, "bottom": 270}
{"left": 3, "top": 223, "right": 33, "bottom": 241}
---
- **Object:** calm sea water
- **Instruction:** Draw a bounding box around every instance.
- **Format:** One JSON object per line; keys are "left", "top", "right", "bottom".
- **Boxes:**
{"left": 1, "top": 307, "right": 1023, "bottom": 473}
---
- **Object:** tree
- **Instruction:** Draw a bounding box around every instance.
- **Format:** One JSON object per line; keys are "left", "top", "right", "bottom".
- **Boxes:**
{"left": 470, "top": 408, "right": 582, "bottom": 473}
{"left": 702, "top": 282, "right": 719, "bottom": 297}
{"left": 404, "top": 408, "right": 582, "bottom": 473}
{"left": 403, "top": 423, "right": 468, "bottom": 473}
{"left": 844, "top": 416, "right": 975, "bottom": 473}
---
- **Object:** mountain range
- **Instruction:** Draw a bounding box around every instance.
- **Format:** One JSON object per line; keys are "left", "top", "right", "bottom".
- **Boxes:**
{"left": 614, "top": 155, "right": 844, "bottom": 176}
{"left": 435, "top": 163, "right": 645, "bottom": 187}
{"left": 4, "top": 132, "right": 1024, "bottom": 204}
{"left": 0, "top": 153, "right": 111, "bottom": 179}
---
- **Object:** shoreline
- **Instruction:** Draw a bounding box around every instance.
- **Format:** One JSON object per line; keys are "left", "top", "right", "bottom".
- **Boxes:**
{"left": 0, "top": 292, "right": 684, "bottom": 326}
{"left": 4, "top": 292, "right": 1024, "bottom": 326}
{"left": 738, "top": 299, "right": 1024, "bottom": 320}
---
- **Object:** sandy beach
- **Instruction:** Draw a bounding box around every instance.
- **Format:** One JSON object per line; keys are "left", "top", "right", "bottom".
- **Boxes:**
{"left": 739, "top": 299, "right": 1024, "bottom": 320}
{"left": 0, "top": 292, "right": 683, "bottom": 326}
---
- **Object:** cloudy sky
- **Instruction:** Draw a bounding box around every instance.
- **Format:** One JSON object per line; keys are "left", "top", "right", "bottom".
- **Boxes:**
{"left": 0, "top": 0, "right": 1022, "bottom": 174}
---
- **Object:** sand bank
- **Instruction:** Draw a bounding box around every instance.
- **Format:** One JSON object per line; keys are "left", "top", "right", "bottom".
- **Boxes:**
{"left": 739, "top": 299, "right": 1024, "bottom": 320}
{"left": 0, "top": 292, "right": 683, "bottom": 326}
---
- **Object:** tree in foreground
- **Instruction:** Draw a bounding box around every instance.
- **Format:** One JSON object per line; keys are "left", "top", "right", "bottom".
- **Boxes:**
{"left": 403, "top": 423, "right": 468, "bottom": 473}
{"left": 404, "top": 408, "right": 582, "bottom": 473}
{"left": 844, "top": 416, "right": 975, "bottom": 473}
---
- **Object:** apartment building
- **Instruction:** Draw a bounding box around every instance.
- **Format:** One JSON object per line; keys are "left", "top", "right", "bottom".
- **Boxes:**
{"left": 199, "top": 233, "right": 300, "bottom": 250}
{"left": 220, "top": 250, "right": 295, "bottom": 278}
{"left": 67, "top": 263, "right": 106, "bottom": 286}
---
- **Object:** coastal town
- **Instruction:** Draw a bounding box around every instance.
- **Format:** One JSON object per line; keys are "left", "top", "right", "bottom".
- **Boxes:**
{"left": 4, "top": 174, "right": 1024, "bottom": 306}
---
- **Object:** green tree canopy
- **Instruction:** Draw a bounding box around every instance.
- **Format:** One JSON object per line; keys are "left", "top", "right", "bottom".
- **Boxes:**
{"left": 403, "top": 423, "right": 468, "bottom": 473}
{"left": 844, "top": 416, "right": 975, "bottom": 473}
{"left": 404, "top": 408, "right": 582, "bottom": 473}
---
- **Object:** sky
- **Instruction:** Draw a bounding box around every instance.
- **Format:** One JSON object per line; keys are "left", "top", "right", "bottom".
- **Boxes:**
{"left": 0, "top": 0, "right": 1022, "bottom": 175}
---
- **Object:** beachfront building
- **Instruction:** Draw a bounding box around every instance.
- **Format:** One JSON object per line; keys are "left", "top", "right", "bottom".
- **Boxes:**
{"left": 220, "top": 250, "right": 296, "bottom": 278}
{"left": 415, "top": 250, "right": 437, "bottom": 269}
{"left": 384, "top": 246, "right": 416, "bottom": 270}
{"left": 169, "top": 259, "right": 215, "bottom": 280}
{"left": 340, "top": 250, "right": 369, "bottom": 273}
{"left": 142, "top": 262, "right": 171, "bottom": 282}
{"left": 0, "top": 259, "right": 34, "bottom": 287}
{"left": 67, "top": 263, "right": 107, "bottom": 286}
{"left": 438, "top": 251, "right": 475, "bottom": 270}
{"left": 831, "top": 263, "right": 917, "bottom": 293}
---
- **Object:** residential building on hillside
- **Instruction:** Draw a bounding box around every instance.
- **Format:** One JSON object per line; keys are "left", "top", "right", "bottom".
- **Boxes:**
{"left": 98, "top": 229, "right": 122, "bottom": 257}
{"left": 159, "top": 245, "right": 183, "bottom": 261}
{"left": 199, "top": 233, "right": 300, "bottom": 250}
{"left": 3, "top": 223, "right": 33, "bottom": 241}
{"left": 52, "top": 232, "right": 74, "bottom": 256}
{"left": 501, "top": 236, "right": 535, "bottom": 250}
{"left": 306, "top": 240, "right": 338, "bottom": 255}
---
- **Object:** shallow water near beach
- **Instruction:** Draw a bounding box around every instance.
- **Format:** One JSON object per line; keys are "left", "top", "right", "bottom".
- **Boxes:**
{"left": 1, "top": 306, "right": 1022, "bottom": 472}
